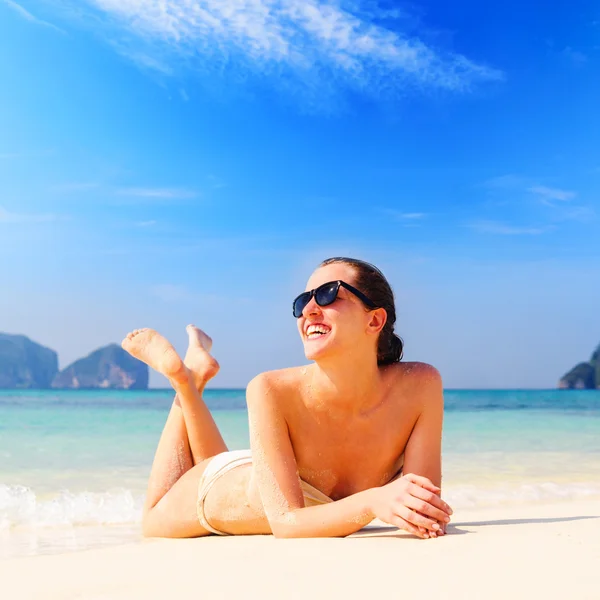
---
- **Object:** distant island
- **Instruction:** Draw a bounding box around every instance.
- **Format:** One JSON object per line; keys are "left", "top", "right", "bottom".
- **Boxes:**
{"left": 558, "top": 342, "right": 600, "bottom": 390}
{"left": 0, "top": 333, "right": 148, "bottom": 390}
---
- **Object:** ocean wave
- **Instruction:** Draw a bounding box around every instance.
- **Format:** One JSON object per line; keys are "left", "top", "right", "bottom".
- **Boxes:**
{"left": 2, "top": 480, "right": 599, "bottom": 531}
{"left": 445, "top": 481, "right": 600, "bottom": 508}
{"left": 0, "top": 485, "right": 144, "bottom": 529}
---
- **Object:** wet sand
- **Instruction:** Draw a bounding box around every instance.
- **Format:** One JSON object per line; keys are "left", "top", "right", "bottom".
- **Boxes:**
{"left": 1, "top": 500, "right": 599, "bottom": 600}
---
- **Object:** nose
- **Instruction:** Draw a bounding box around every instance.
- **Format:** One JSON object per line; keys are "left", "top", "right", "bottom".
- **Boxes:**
{"left": 302, "top": 294, "right": 322, "bottom": 318}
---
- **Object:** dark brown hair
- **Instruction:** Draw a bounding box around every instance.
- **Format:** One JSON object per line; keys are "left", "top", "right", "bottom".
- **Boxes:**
{"left": 319, "top": 257, "right": 404, "bottom": 365}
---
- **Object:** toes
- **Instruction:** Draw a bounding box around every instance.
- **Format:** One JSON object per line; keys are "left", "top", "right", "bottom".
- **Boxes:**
{"left": 124, "top": 328, "right": 149, "bottom": 343}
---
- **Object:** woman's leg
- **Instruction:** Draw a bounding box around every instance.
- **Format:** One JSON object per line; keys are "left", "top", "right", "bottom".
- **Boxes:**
{"left": 122, "top": 326, "right": 228, "bottom": 537}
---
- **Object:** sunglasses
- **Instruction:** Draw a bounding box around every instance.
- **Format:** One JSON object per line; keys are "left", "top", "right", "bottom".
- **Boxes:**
{"left": 292, "top": 280, "right": 377, "bottom": 318}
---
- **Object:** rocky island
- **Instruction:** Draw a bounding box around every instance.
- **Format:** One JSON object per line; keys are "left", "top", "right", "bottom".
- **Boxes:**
{"left": 558, "top": 343, "right": 600, "bottom": 389}
{"left": 0, "top": 333, "right": 59, "bottom": 388}
{"left": 52, "top": 344, "right": 149, "bottom": 390}
{"left": 0, "top": 333, "right": 148, "bottom": 390}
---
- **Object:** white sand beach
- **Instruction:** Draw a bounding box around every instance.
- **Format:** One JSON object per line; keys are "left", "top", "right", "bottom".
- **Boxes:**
{"left": 1, "top": 499, "right": 598, "bottom": 600}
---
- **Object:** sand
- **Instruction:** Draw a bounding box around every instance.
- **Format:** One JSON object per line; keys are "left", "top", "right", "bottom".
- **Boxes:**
{"left": 1, "top": 500, "right": 599, "bottom": 600}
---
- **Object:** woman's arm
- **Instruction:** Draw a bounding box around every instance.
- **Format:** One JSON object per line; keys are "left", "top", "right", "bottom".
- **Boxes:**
{"left": 401, "top": 363, "right": 444, "bottom": 488}
{"left": 247, "top": 371, "right": 451, "bottom": 539}
{"left": 400, "top": 363, "right": 449, "bottom": 534}
{"left": 247, "top": 373, "right": 376, "bottom": 538}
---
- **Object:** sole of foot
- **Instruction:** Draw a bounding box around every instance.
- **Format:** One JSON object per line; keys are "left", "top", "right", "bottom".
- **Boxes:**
{"left": 183, "top": 325, "right": 220, "bottom": 388}
{"left": 121, "top": 328, "right": 188, "bottom": 384}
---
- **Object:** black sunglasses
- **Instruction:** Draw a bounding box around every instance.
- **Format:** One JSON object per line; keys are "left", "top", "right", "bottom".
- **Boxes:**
{"left": 292, "top": 280, "right": 377, "bottom": 318}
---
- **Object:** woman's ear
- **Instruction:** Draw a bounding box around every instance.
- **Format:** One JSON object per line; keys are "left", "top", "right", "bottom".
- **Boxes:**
{"left": 367, "top": 307, "right": 387, "bottom": 335}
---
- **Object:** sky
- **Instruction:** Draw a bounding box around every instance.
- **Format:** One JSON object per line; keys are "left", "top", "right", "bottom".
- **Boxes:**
{"left": 0, "top": 0, "right": 599, "bottom": 389}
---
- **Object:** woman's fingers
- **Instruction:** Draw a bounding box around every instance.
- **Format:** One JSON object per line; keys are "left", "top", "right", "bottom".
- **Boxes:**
{"left": 403, "top": 473, "right": 441, "bottom": 493}
{"left": 405, "top": 486, "right": 452, "bottom": 523}
{"left": 408, "top": 483, "right": 452, "bottom": 514}
{"left": 395, "top": 504, "right": 441, "bottom": 532}
{"left": 389, "top": 515, "right": 429, "bottom": 538}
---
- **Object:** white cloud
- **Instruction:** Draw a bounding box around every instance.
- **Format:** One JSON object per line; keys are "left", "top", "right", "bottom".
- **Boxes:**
{"left": 560, "top": 206, "right": 596, "bottom": 223}
{"left": 0, "top": 206, "right": 59, "bottom": 223}
{"left": 383, "top": 209, "right": 427, "bottom": 218}
{"left": 0, "top": 0, "right": 65, "bottom": 33}
{"left": 562, "top": 46, "right": 587, "bottom": 67}
{"left": 469, "top": 220, "right": 549, "bottom": 236}
{"left": 117, "top": 187, "right": 197, "bottom": 199}
{"left": 135, "top": 220, "right": 157, "bottom": 227}
{"left": 529, "top": 186, "right": 576, "bottom": 203}
{"left": 74, "top": 0, "right": 502, "bottom": 100}
{"left": 207, "top": 174, "right": 227, "bottom": 189}
{"left": 482, "top": 174, "right": 525, "bottom": 189}
{"left": 397, "top": 212, "right": 426, "bottom": 219}
{"left": 116, "top": 46, "right": 173, "bottom": 75}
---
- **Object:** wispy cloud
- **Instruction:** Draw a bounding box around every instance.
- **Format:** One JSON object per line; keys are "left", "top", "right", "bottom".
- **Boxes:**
{"left": 115, "top": 46, "right": 173, "bottom": 75}
{"left": 135, "top": 220, "right": 157, "bottom": 227}
{"left": 0, "top": 206, "right": 60, "bottom": 223}
{"left": 559, "top": 206, "right": 596, "bottom": 223}
{"left": 72, "top": 0, "right": 502, "bottom": 102}
{"left": 382, "top": 209, "right": 427, "bottom": 224}
{"left": 0, "top": 0, "right": 66, "bottom": 34}
{"left": 117, "top": 187, "right": 198, "bottom": 199}
{"left": 482, "top": 174, "right": 526, "bottom": 190}
{"left": 528, "top": 185, "right": 576, "bottom": 203}
{"left": 396, "top": 212, "right": 426, "bottom": 220}
{"left": 468, "top": 220, "right": 549, "bottom": 236}
{"left": 562, "top": 46, "right": 587, "bottom": 67}
{"left": 207, "top": 175, "right": 226, "bottom": 189}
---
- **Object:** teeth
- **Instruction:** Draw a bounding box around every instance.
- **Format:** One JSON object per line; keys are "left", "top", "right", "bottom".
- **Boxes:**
{"left": 306, "top": 324, "right": 331, "bottom": 337}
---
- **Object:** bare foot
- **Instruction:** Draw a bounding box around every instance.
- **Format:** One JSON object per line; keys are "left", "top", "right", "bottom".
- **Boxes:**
{"left": 122, "top": 328, "right": 188, "bottom": 384}
{"left": 183, "top": 325, "right": 220, "bottom": 389}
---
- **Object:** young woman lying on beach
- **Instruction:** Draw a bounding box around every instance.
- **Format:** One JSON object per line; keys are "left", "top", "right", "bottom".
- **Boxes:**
{"left": 122, "top": 257, "right": 453, "bottom": 539}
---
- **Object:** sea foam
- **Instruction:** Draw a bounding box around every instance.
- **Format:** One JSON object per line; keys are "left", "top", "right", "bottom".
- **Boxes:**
{"left": 2, "top": 480, "right": 599, "bottom": 530}
{"left": 445, "top": 481, "right": 600, "bottom": 509}
{"left": 0, "top": 484, "right": 144, "bottom": 530}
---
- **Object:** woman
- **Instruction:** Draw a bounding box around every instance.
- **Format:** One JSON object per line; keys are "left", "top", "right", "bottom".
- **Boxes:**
{"left": 122, "top": 257, "right": 452, "bottom": 539}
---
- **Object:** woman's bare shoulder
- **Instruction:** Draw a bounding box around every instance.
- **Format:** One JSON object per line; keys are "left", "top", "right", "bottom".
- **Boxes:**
{"left": 387, "top": 362, "right": 442, "bottom": 405}
{"left": 396, "top": 361, "right": 441, "bottom": 382}
{"left": 246, "top": 366, "right": 307, "bottom": 404}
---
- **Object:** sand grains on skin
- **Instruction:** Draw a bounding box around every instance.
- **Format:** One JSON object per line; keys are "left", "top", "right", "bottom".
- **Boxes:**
{"left": 183, "top": 324, "right": 220, "bottom": 385}
{"left": 121, "top": 328, "right": 186, "bottom": 383}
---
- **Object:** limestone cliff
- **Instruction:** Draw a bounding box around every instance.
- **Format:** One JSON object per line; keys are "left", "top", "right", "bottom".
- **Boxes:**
{"left": 558, "top": 343, "right": 600, "bottom": 389}
{"left": 52, "top": 344, "right": 148, "bottom": 390}
{"left": 0, "top": 333, "right": 59, "bottom": 389}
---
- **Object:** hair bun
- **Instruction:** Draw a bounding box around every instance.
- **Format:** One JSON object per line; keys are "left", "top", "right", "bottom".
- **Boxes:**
{"left": 378, "top": 331, "right": 404, "bottom": 366}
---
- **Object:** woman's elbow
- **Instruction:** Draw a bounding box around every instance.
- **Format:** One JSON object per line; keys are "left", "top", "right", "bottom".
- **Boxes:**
{"left": 270, "top": 522, "right": 296, "bottom": 539}
{"left": 268, "top": 514, "right": 303, "bottom": 539}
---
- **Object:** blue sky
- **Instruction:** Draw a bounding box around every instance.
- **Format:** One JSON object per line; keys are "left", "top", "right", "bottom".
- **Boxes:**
{"left": 1, "top": 0, "right": 599, "bottom": 389}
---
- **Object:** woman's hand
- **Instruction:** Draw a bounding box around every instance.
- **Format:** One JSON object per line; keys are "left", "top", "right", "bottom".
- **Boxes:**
{"left": 369, "top": 473, "right": 453, "bottom": 539}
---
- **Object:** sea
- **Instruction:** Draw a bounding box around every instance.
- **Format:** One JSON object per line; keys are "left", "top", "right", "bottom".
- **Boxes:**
{"left": 1, "top": 388, "right": 599, "bottom": 559}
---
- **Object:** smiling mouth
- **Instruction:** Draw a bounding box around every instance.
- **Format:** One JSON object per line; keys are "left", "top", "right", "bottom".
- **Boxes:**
{"left": 305, "top": 325, "right": 331, "bottom": 340}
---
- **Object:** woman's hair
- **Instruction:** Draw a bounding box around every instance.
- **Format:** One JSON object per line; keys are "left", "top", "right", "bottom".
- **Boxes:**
{"left": 319, "top": 257, "right": 404, "bottom": 365}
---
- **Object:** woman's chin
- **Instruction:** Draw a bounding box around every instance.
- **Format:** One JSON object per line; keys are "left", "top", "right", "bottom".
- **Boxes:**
{"left": 303, "top": 338, "right": 333, "bottom": 361}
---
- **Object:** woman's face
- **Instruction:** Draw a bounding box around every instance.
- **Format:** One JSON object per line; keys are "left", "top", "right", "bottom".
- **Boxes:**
{"left": 297, "top": 263, "right": 373, "bottom": 362}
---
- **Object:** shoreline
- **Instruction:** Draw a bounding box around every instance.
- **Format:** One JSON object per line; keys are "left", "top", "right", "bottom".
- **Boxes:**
{"left": 2, "top": 476, "right": 600, "bottom": 560}
{"left": 2, "top": 499, "right": 599, "bottom": 600}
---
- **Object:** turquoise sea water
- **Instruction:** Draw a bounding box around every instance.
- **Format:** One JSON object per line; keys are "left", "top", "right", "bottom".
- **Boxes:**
{"left": 1, "top": 389, "right": 599, "bottom": 558}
